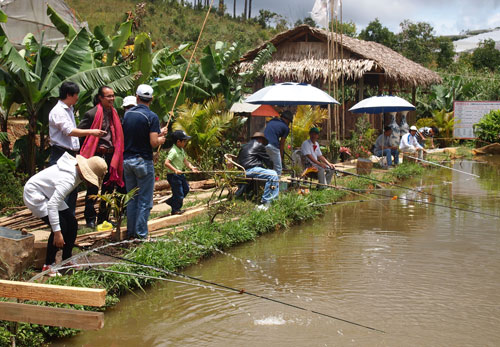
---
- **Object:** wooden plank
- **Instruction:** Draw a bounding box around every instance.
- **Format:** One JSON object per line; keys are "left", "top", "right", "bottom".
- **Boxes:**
{"left": 0, "top": 280, "right": 106, "bottom": 307}
{"left": 0, "top": 302, "right": 104, "bottom": 330}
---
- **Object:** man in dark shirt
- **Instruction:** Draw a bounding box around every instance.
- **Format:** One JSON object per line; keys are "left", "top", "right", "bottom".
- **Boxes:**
{"left": 122, "top": 84, "right": 167, "bottom": 239}
{"left": 79, "top": 86, "right": 124, "bottom": 228}
{"left": 416, "top": 126, "right": 439, "bottom": 148}
{"left": 237, "top": 132, "right": 279, "bottom": 211}
{"left": 264, "top": 110, "right": 293, "bottom": 176}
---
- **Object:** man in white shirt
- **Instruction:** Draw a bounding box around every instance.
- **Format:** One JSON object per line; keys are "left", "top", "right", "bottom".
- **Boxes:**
{"left": 301, "top": 127, "right": 335, "bottom": 186}
{"left": 48, "top": 81, "right": 106, "bottom": 214}
{"left": 399, "top": 125, "right": 426, "bottom": 159}
{"left": 23, "top": 153, "right": 107, "bottom": 276}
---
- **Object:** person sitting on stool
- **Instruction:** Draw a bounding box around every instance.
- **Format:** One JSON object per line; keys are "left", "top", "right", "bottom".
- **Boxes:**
{"left": 237, "top": 132, "right": 279, "bottom": 211}
{"left": 400, "top": 125, "right": 426, "bottom": 160}
{"left": 301, "top": 127, "right": 335, "bottom": 186}
{"left": 374, "top": 126, "right": 399, "bottom": 167}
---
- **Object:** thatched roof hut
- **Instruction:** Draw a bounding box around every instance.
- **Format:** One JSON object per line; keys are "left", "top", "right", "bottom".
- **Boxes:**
{"left": 240, "top": 25, "right": 442, "bottom": 89}
{"left": 239, "top": 25, "right": 443, "bottom": 139}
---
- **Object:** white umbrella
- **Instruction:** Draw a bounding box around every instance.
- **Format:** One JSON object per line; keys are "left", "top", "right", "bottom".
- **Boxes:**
{"left": 348, "top": 95, "right": 415, "bottom": 114}
{"left": 245, "top": 82, "right": 339, "bottom": 106}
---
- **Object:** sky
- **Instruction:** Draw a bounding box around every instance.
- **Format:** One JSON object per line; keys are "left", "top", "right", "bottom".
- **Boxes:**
{"left": 229, "top": 0, "right": 500, "bottom": 36}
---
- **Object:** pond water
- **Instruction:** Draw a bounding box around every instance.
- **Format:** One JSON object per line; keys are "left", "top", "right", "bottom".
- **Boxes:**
{"left": 56, "top": 158, "right": 500, "bottom": 346}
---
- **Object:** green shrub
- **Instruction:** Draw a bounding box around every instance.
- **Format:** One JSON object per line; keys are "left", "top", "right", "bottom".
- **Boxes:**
{"left": 473, "top": 109, "right": 500, "bottom": 143}
{"left": 0, "top": 166, "right": 25, "bottom": 213}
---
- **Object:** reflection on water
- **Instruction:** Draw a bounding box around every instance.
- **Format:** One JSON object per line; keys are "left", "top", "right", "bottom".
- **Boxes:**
{"left": 56, "top": 159, "right": 500, "bottom": 346}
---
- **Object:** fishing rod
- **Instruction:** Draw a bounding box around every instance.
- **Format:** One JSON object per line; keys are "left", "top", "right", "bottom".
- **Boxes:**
{"left": 312, "top": 197, "right": 397, "bottom": 207}
{"left": 288, "top": 176, "right": 500, "bottom": 219}
{"left": 334, "top": 168, "right": 479, "bottom": 209}
{"left": 406, "top": 156, "right": 480, "bottom": 177}
{"left": 95, "top": 250, "right": 385, "bottom": 333}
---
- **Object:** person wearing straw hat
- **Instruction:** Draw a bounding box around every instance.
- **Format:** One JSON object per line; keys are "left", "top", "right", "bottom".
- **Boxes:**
{"left": 301, "top": 127, "right": 336, "bottom": 185}
{"left": 264, "top": 110, "right": 293, "bottom": 176}
{"left": 399, "top": 125, "right": 426, "bottom": 159}
{"left": 237, "top": 132, "right": 280, "bottom": 211}
{"left": 122, "top": 84, "right": 167, "bottom": 239}
{"left": 23, "top": 153, "right": 107, "bottom": 277}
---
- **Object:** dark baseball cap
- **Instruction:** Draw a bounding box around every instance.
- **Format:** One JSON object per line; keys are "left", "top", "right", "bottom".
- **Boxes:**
{"left": 172, "top": 130, "right": 192, "bottom": 141}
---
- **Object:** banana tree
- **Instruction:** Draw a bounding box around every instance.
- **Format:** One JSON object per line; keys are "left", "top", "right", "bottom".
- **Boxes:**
{"left": 0, "top": 9, "right": 134, "bottom": 174}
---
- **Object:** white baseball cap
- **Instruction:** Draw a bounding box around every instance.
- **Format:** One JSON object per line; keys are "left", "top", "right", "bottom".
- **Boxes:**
{"left": 122, "top": 96, "right": 137, "bottom": 107}
{"left": 136, "top": 84, "right": 153, "bottom": 100}
{"left": 410, "top": 125, "right": 418, "bottom": 131}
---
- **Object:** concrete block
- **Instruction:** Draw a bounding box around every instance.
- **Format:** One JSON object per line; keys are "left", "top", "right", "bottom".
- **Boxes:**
{"left": 0, "top": 227, "right": 35, "bottom": 279}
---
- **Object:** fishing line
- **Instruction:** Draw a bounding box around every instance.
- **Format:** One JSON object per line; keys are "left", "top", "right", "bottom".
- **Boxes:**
{"left": 334, "top": 168, "right": 480, "bottom": 209}
{"left": 95, "top": 250, "right": 385, "bottom": 333}
{"left": 407, "top": 156, "right": 480, "bottom": 177}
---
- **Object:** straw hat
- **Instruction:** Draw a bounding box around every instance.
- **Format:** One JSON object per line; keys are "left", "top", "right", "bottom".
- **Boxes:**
{"left": 76, "top": 155, "right": 108, "bottom": 188}
{"left": 251, "top": 131, "right": 268, "bottom": 145}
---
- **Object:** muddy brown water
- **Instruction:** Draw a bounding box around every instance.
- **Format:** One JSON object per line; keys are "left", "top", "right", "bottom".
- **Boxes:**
{"left": 55, "top": 158, "right": 500, "bottom": 346}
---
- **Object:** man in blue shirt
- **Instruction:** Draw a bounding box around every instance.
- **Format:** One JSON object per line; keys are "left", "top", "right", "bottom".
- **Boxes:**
{"left": 263, "top": 110, "right": 293, "bottom": 176}
{"left": 122, "top": 84, "right": 167, "bottom": 239}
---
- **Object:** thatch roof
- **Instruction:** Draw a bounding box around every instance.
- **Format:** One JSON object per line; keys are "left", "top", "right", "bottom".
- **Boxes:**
{"left": 240, "top": 25, "right": 442, "bottom": 88}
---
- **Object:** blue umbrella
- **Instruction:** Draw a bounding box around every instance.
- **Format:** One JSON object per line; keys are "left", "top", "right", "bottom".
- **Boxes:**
{"left": 245, "top": 82, "right": 339, "bottom": 106}
{"left": 348, "top": 95, "right": 415, "bottom": 114}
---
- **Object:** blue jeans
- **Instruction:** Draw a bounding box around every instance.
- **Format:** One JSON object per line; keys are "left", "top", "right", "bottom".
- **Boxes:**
{"left": 375, "top": 148, "right": 399, "bottom": 166}
{"left": 166, "top": 174, "right": 190, "bottom": 213}
{"left": 123, "top": 156, "right": 155, "bottom": 238}
{"left": 246, "top": 167, "right": 280, "bottom": 204}
{"left": 265, "top": 144, "right": 282, "bottom": 176}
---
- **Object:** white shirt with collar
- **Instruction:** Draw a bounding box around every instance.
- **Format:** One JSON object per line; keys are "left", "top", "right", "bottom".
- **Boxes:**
{"left": 23, "top": 152, "right": 82, "bottom": 232}
{"left": 301, "top": 138, "right": 322, "bottom": 163}
{"left": 399, "top": 132, "right": 423, "bottom": 151}
{"left": 49, "top": 99, "right": 80, "bottom": 151}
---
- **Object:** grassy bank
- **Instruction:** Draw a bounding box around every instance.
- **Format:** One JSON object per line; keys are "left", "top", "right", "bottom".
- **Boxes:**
{"left": 0, "top": 164, "right": 424, "bottom": 346}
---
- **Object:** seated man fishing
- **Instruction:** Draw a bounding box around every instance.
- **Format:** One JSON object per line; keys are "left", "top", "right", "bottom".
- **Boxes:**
{"left": 399, "top": 125, "right": 426, "bottom": 160}
{"left": 301, "top": 127, "right": 335, "bottom": 186}
{"left": 237, "top": 132, "right": 279, "bottom": 211}
{"left": 374, "top": 126, "right": 399, "bottom": 168}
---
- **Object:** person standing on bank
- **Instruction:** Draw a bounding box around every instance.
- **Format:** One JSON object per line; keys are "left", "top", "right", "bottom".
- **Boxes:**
{"left": 48, "top": 81, "right": 106, "bottom": 215}
{"left": 374, "top": 126, "right": 400, "bottom": 167}
{"left": 78, "top": 86, "right": 124, "bottom": 229}
{"left": 164, "top": 130, "right": 199, "bottom": 215}
{"left": 301, "top": 127, "right": 336, "bottom": 185}
{"left": 263, "top": 110, "right": 293, "bottom": 176}
{"left": 122, "top": 84, "right": 167, "bottom": 239}
{"left": 23, "top": 153, "right": 107, "bottom": 277}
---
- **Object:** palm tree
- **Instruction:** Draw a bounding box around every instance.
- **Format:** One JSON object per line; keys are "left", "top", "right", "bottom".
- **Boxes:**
{"left": 248, "top": 0, "right": 252, "bottom": 18}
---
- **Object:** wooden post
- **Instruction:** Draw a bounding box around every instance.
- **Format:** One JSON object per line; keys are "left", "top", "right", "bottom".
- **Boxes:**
{"left": 0, "top": 279, "right": 106, "bottom": 307}
{"left": 0, "top": 302, "right": 104, "bottom": 330}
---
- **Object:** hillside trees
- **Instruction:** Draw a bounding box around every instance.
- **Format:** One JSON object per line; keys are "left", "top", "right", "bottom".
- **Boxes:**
{"left": 359, "top": 18, "right": 397, "bottom": 49}
{"left": 471, "top": 39, "right": 500, "bottom": 72}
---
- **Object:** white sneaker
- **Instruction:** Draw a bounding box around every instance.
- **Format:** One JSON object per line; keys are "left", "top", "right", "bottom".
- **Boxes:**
{"left": 256, "top": 204, "right": 269, "bottom": 211}
{"left": 41, "top": 264, "right": 62, "bottom": 277}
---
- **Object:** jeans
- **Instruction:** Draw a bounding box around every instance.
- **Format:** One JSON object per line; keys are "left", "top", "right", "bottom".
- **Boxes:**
{"left": 265, "top": 144, "right": 282, "bottom": 176}
{"left": 49, "top": 146, "right": 78, "bottom": 215}
{"left": 375, "top": 148, "right": 399, "bottom": 166}
{"left": 166, "top": 174, "right": 190, "bottom": 213}
{"left": 123, "top": 156, "right": 155, "bottom": 238}
{"left": 41, "top": 209, "right": 77, "bottom": 265}
{"left": 246, "top": 167, "right": 280, "bottom": 204}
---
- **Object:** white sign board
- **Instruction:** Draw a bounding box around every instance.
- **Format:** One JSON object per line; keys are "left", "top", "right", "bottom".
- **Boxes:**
{"left": 453, "top": 101, "right": 500, "bottom": 138}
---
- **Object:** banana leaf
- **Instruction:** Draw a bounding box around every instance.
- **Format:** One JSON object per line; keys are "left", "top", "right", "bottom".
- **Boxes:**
{"left": 47, "top": 4, "right": 77, "bottom": 41}
{"left": 41, "top": 28, "right": 90, "bottom": 93}
{"left": 94, "top": 25, "right": 111, "bottom": 50}
{"left": 132, "top": 33, "right": 152, "bottom": 87}
{"left": 106, "top": 20, "right": 132, "bottom": 66}
{"left": 0, "top": 9, "right": 7, "bottom": 23}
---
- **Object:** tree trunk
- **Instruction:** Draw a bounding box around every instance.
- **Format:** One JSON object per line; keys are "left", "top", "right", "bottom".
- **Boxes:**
{"left": 218, "top": 0, "right": 224, "bottom": 13}
{"left": 27, "top": 112, "right": 37, "bottom": 176}
{"left": 243, "top": 0, "right": 247, "bottom": 19}
{"left": 0, "top": 115, "right": 11, "bottom": 158}
{"left": 248, "top": 0, "right": 252, "bottom": 18}
{"left": 233, "top": 0, "right": 236, "bottom": 18}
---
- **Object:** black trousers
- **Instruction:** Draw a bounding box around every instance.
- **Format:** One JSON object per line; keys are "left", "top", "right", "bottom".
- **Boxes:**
{"left": 41, "top": 209, "right": 78, "bottom": 265}
{"left": 84, "top": 152, "right": 115, "bottom": 224}
{"left": 49, "top": 146, "right": 78, "bottom": 215}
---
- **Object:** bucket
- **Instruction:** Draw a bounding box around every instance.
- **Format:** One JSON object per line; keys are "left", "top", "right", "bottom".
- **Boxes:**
{"left": 356, "top": 158, "right": 373, "bottom": 175}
